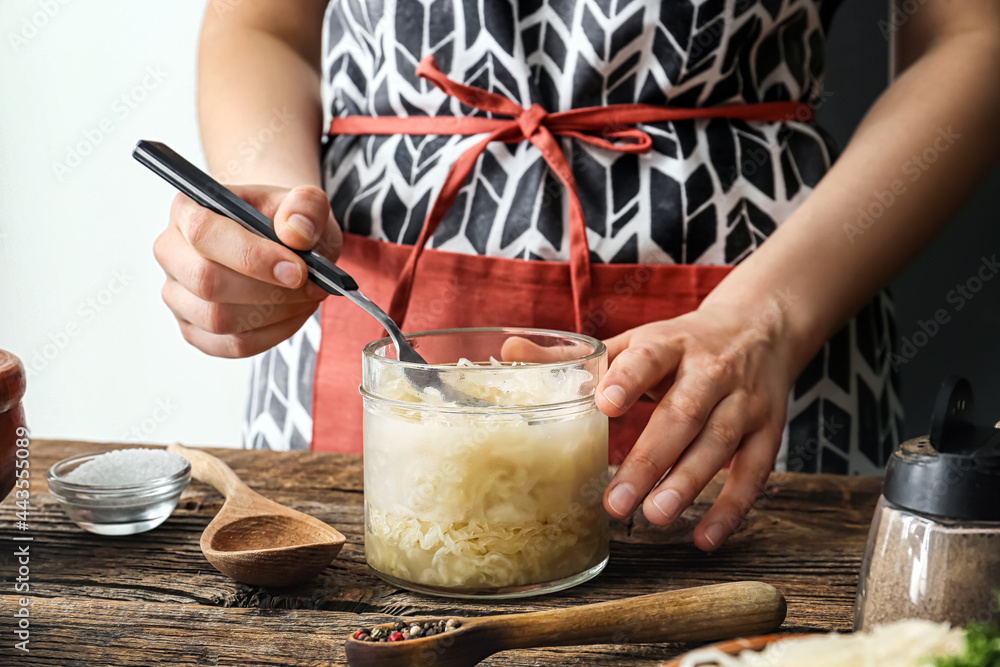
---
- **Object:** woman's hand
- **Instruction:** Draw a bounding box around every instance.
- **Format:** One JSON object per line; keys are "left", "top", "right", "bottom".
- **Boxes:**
{"left": 153, "top": 184, "right": 342, "bottom": 358}
{"left": 597, "top": 301, "right": 797, "bottom": 552}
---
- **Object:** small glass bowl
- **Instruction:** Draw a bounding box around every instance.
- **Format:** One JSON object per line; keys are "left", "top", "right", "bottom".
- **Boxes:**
{"left": 47, "top": 452, "right": 191, "bottom": 535}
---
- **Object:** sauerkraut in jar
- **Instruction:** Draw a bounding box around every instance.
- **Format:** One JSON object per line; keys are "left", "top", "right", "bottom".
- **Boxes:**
{"left": 361, "top": 328, "right": 610, "bottom": 598}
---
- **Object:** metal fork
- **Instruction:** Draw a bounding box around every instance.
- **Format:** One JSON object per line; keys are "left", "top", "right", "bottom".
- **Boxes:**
{"left": 132, "top": 140, "right": 486, "bottom": 405}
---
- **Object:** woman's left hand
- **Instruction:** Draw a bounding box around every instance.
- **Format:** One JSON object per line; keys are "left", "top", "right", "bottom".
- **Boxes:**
{"left": 598, "top": 301, "right": 798, "bottom": 551}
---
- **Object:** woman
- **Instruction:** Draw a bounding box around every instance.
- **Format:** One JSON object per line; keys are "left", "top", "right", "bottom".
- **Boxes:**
{"left": 154, "top": 0, "right": 1000, "bottom": 551}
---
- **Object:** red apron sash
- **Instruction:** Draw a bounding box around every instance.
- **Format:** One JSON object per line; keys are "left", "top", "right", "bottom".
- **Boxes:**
{"left": 330, "top": 56, "right": 812, "bottom": 333}
{"left": 311, "top": 55, "right": 811, "bottom": 458}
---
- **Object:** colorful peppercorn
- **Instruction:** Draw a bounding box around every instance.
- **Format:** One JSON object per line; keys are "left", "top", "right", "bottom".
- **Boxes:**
{"left": 351, "top": 619, "right": 463, "bottom": 642}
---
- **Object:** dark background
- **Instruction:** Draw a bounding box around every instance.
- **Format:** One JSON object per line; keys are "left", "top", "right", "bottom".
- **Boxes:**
{"left": 819, "top": 0, "right": 1000, "bottom": 439}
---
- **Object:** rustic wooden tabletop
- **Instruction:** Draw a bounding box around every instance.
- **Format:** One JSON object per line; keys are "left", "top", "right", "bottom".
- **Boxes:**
{"left": 0, "top": 440, "right": 883, "bottom": 666}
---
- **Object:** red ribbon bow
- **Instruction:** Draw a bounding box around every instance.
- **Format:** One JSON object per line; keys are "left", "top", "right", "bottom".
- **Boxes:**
{"left": 328, "top": 56, "right": 813, "bottom": 331}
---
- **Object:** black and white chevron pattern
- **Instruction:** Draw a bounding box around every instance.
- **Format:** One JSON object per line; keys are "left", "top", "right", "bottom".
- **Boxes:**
{"left": 245, "top": 0, "right": 902, "bottom": 475}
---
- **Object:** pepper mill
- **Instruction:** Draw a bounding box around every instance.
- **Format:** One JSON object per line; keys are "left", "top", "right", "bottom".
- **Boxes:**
{"left": 855, "top": 376, "right": 1000, "bottom": 630}
{"left": 0, "top": 350, "right": 27, "bottom": 500}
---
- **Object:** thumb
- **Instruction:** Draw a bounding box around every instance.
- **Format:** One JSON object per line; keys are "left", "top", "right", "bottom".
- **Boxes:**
{"left": 272, "top": 185, "right": 342, "bottom": 259}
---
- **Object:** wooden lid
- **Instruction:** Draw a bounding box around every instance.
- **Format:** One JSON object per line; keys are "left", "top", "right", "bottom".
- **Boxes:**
{"left": 0, "top": 350, "right": 26, "bottom": 414}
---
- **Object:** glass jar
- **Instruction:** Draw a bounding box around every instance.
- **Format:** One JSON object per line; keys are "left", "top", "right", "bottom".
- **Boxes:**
{"left": 855, "top": 378, "right": 1000, "bottom": 630}
{"left": 361, "top": 327, "right": 609, "bottom": 599}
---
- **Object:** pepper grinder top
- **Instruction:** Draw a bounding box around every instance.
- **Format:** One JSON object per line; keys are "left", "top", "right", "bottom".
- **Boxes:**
{"left": 882, "top": 376, "right": 1000, "bottom": 522}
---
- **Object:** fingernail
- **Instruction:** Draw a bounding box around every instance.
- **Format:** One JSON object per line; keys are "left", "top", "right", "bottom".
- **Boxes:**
{"left": 607, "top": 482, "right": 637, "bottom": 516}
{"left": 651, "top": 488, "right": 683, "bottom": 522}
{"left": 704, "top": 523, "right": 726, "bottom": 548}
{"left": 286, "top": 214, "right": 318, "bottom": 244}
{"left": 274, "top": 261, "right": 301, "bottom": 287}
{"left": 602, "top": 385, "right": 627, "bottom": 409}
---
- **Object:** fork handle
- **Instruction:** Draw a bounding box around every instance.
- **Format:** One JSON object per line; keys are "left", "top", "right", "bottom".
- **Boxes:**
{"left": 132, "top": 140, "right": 358, "bottom": 295}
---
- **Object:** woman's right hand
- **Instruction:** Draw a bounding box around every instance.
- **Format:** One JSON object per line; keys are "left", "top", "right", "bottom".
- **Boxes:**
{"left": 153, "top": 184, "right": 342, "bottom": 358}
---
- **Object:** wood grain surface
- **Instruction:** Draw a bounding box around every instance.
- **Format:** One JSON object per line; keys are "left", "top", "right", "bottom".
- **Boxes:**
{"left": 0, "top": 439, "right": 883, "bottom": 666}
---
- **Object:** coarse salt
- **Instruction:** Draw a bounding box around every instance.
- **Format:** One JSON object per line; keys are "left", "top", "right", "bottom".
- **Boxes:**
{"left": 63, "top": 449, "right": 187, "bottom": 486}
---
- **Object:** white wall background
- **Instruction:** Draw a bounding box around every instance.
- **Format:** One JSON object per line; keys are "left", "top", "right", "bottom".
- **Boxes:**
{"left": 0, "top": 0, "right": 250, "bottom": 447}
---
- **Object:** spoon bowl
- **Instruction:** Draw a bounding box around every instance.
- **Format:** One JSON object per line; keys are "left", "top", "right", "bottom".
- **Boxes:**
{"left": 168, "top": 443, "right": 345, "bottom": 587}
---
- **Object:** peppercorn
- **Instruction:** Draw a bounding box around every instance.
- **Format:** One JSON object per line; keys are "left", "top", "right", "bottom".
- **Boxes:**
{"left": 351, "top": 619, "right": 463, "bottom": 642}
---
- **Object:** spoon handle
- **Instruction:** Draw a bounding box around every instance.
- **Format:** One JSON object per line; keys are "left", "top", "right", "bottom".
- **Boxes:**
{"left": 167, "top": 443, "right": 249, "bottom": 499}
{"left": 485, "top": 581, "right": 785, "bottom": 650}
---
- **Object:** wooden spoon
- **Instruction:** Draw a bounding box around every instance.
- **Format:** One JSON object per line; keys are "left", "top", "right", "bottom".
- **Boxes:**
{"left": 168, "top": 443, "right": 345, "bottom": 587}
{"left": 345, "top": 581, "right": 786, "bottom": 667}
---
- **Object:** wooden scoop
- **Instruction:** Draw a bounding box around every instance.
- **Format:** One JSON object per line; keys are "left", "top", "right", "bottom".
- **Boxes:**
{"left": 345, "top": 581, "right": 786, "bottom": 667}
{"left": 168, "top": 443, "right": 345, "bottom": 587}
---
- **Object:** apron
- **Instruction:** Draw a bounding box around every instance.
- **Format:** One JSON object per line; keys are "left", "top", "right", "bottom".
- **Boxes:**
{"left": 311, "top": 56, "right": 812, "bottom": 462}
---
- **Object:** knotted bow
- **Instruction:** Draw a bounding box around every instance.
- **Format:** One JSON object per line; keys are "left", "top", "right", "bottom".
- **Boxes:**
{"left": 329, "top": 56, "right": 813, "bottom": 332}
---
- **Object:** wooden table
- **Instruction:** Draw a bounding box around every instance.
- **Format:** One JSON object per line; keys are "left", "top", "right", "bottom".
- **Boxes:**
{"left": 0, "top": 440, "right": 883, "bottom": 666}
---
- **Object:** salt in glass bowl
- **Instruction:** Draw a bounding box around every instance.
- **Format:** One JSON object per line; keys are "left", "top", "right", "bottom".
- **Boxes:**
{"left": 47, "top": 452, "right": 191, "bottom": 535}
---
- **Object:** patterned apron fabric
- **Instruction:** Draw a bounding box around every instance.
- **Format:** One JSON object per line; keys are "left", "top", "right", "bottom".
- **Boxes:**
{"left": 243, "top": 0, "right": 903, "bottom": 475}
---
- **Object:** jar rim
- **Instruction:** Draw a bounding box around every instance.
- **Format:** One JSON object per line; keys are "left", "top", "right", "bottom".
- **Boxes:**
{"left": 362, "top": 326, "right": 607, "bottom": 370}
{"left": 359, "top": 385, "right": 599, "bottom": 414}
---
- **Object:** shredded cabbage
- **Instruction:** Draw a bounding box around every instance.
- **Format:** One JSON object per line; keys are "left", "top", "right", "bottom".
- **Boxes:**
{"left": 363, "top": 358, "right": 609, "bottom": 590}
{"left": 677, "top": 619, "right": 966, "bottom": 667}
{"left": 366, "top": 506, "right": 606, "bottom": 588}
